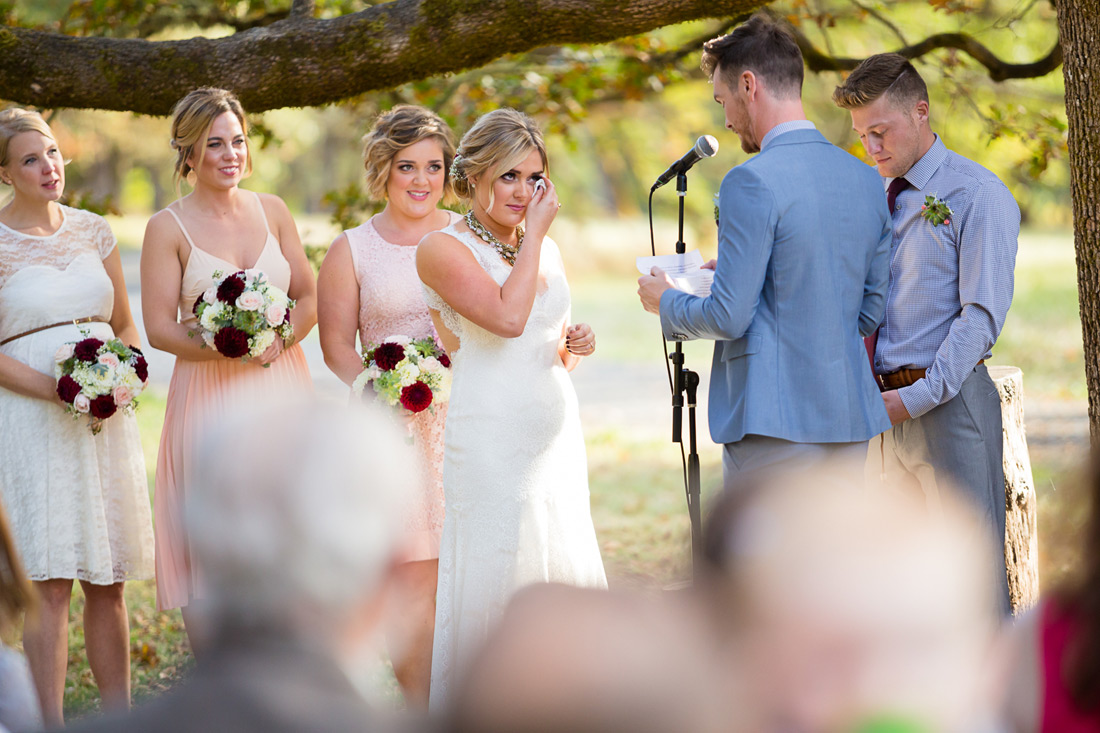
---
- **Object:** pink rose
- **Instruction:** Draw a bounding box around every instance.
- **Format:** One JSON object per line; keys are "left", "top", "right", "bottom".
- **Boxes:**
{"left": 264, "top": 303, "right": 288, "bottom": 328}
{"left": 113, "top": 384, "right": 135, "bottom": 407}
{"left": 236, "top": 290, "right": 265, "bottom": 311}
{"left": 55, "top": 343, "right": 75, "bottom": 363}
{"left": 73, "top": 393, "right": 91, "bottom": 414}
{"left": 97, "top": 352, "right": 120, "bottom": 369}
{"left": 203, "top": 287, "right": 217, "bottom": 305}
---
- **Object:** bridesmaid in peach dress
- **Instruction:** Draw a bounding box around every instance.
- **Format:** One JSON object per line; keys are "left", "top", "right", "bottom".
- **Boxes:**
{"left": 317, "top": 105, "right": 457, "bottom": 707}
{"left": 141, "top": 88, "right": 316, "bottom": 648}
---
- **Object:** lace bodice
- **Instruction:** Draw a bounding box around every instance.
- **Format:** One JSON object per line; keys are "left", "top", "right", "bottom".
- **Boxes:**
{"left": 421, "top": 223, "right": 571, "bottom": 359}
{"left": 348, "top": 213, "right": 460, "bottom": 347}
{"left": 0, "top": 205, "right": 116, "bottom": 292}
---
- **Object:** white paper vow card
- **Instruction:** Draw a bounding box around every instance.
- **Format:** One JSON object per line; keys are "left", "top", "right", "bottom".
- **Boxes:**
{"left": 636, "top": 250, "right": 714, "bottom": 297}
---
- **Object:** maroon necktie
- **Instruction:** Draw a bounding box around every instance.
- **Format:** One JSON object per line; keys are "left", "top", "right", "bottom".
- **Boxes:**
{"left": 865, "top": 177, "right": 909, "bottom": 385}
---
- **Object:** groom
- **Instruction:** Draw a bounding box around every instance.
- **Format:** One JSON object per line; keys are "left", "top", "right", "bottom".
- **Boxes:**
{"left": 638, "top": 15, "right": 892, "bottom": 478}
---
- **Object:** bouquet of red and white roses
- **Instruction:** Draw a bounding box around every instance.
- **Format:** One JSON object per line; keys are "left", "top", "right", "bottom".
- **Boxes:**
{"left": 352, "top": 335, "right": 452, "bottom": 416}
{"left": 192, "top": 269, "right": 295, "bottom": 364}
{"left": 54, "top": 332, "right": 149, "bottom": 434}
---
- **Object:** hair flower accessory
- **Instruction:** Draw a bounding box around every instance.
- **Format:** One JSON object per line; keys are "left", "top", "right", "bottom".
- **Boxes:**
{"left": 920, "top": 194, "right": 953, "bottom": 227}
{"left": 449, "top": 154, "right": 463, "bottom": 180}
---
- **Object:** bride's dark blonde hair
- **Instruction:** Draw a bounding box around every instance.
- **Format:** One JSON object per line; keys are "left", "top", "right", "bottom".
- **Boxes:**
{"left": 450, "top": 109, "right": 548, "bottom": 212}
{"left": 169, "top": 88, "right": 251, "bottom": 195}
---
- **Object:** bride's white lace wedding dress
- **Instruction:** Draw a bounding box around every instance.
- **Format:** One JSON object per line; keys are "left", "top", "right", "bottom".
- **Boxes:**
{"left": 423, "top": 224, "right": 607, "bottom": 709}
{"left": 0, "top": 206, "right": 154, "bottom": 585}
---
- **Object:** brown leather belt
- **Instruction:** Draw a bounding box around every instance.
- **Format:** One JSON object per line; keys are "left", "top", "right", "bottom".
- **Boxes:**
{"left": 0, "top": 316, "right": 108, "bottom": 347}
{"left": 878, "top": 359, "right": 984, "bottom": 391}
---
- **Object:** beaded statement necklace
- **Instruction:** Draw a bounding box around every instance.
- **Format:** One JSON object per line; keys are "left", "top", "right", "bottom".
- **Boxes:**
{"left": 464, "top": 211, "right": 523, "bottom": 266}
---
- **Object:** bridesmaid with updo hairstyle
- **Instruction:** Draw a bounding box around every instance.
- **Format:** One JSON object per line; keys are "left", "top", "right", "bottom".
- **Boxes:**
{"left": 0, "top": 107, "right": 154, "bottom": 727}
{"left": 317, "top": 104, "right": 459, "bottom": 707}
{"left": 141, "top": 88, "right": 315, "bottom": 650}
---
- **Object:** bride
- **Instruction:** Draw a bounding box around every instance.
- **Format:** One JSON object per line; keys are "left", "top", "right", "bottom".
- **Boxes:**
{"left": 417, "top": 108, "right": 606, "bottom": 708}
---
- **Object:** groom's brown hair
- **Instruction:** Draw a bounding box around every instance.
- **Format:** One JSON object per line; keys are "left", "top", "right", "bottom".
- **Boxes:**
{"left": 701, "top": 14, "right": 804, "bottom": 100}
{"left": 832, "top": 53, "right": 929, "bottom": 109}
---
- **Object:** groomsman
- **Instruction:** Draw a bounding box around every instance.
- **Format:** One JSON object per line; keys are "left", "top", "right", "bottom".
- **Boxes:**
{"left": 834, "top": 54, "right": 1018, "bottom": 615}
{"left": 638, "top": 14, "right": 893, "bottom": 477}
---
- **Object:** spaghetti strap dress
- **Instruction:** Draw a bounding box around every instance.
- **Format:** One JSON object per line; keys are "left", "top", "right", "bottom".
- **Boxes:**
{"left": 153, "top": 192, "right": 313, "bottom": 611}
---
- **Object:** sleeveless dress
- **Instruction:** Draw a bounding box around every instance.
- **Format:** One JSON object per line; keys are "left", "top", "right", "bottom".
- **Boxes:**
{"left": 346, "top": 212, "right": 459, "bottom": 561}
{"left": 423, "top": 224, "right": 607, "bottom": 709}
{"left": 0, "top": 205, "right": 154, "bottom": 585}
{"left": 154, "top": 192, "right": 313, "bottom": 611}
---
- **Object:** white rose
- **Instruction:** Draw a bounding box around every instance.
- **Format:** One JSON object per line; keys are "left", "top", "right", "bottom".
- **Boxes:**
{"left": 122, "top": 370, "right": 143, "bottom": 391}
{"left": 394, "top": 361, "right": 420, "bottom": 387}
{"left": 73, "top": 393, "right": 91, "bottom": 414}
{"left": 364, "top": 364, "right": 382, "bottom": 381}
{"left": 250, "top": 329, "right": 276, "bottom": 357}
{"left": 264, "top": 303, "right": 288, "bottom": 328}
{"left": 419, "top": 356, "right": 441, "bottom": 374}
{"left": 113, "top": 384, "right": 135, "bottom": 407}
{"left": 203, "top": 286, "right": 217, "bottom": 305}
{"left": 55, "top": 343, "right": 75, "bottom": 363}
{"left": 264, "top": 285, "right": 289, "bottom": 307}
{"left": 97, "top": 352, "right": 120, "bottom": 370}
{"left": 388, "top": 335, "right": 412, "bottom": 347}
{"left": 200, "top": 307, "right": 221, "bottom": 333}
{"left": 236, "top": 290, "right": 265, "bottom": 312}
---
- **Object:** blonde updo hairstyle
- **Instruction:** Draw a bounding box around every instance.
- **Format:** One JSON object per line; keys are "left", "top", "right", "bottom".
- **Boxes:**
{"left": 361, "top": 105, "right": 457, "bottom": 203}
{"left": 169, "top": 88, "right": 251, "bottom": 195}
{"left": 0, "top": 107, "right": 55, "bottom": 176}
{"left": 451, "top": 108, "right": 548, "bottom": 212}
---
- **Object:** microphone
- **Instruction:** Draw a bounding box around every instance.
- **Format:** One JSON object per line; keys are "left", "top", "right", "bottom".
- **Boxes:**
{"left": 651, "top": 135, "right": 719, "bottom": 191}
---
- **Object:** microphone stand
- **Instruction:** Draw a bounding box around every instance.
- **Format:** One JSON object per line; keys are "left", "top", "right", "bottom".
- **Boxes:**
{"left": 669, "top": 171, "right": 703, "bottom": 578}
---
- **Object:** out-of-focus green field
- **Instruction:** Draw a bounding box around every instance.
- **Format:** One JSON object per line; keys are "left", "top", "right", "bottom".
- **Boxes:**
{"left": 40, "top": 220, "right": 1091, "bottom": 720}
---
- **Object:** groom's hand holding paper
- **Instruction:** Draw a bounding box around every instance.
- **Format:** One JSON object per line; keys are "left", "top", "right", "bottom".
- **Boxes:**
{"left": 636, "top": 250, "right": 714, "bottom": 314}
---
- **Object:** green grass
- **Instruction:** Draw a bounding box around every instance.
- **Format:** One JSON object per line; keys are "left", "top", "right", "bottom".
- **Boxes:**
{"left": 27, "top": 225, "right": 1092, "bottom": 718}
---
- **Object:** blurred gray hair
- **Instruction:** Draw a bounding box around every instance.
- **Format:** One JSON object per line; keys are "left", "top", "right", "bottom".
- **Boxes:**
{"left": 186, "top": 396, "right": 416, "bottom": 634}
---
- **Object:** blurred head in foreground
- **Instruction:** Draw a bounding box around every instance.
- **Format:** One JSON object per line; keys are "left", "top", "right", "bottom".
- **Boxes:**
{"left": 186, "top": 395, "right": 414, "bottom": 671}
{"left": 703, "top": 461, "right": 1002, "bottom": 732}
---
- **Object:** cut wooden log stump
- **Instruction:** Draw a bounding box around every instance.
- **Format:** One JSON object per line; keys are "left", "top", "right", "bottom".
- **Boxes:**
{"left": 990, "top": 365, "right": 1040, "bottom": 614}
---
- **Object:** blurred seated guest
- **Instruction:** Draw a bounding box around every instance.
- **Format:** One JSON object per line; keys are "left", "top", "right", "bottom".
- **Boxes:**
{"left": 1002, "top": 454, "right": 1100, "bottom": 732}
{"left": 450, "top": 461, "right": 1006, "bottom": 733}
{"left": 0, "top": 504, "right": 40, "bottom": 733}
{"left": 64, "top": 397, "right": 430, "bottom": 733}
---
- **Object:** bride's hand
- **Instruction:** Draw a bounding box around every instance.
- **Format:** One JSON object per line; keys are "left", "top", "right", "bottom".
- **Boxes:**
{"left": 524, "top": 177, "right": 559, "bottom": 240}
{"left": 565, "top": 323, "right": 595, "bottom": 357}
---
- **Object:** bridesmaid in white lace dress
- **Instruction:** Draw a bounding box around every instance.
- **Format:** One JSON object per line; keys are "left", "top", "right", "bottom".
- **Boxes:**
{"left": 0, "top": 109, "right": 154, "bottom": 727}
{"left": 317, "top": 105, "right": 459, "bottom": 708}
{"left": 417, "top": 109, "right": 607, "bottom": 709}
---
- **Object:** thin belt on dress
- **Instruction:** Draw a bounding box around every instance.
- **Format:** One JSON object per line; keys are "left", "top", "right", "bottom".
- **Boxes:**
{"left": 0, "top": 316, "right": 108, "bottom": 347}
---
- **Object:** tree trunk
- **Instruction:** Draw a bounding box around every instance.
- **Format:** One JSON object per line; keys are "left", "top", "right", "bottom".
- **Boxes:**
{"left": 0, "top": 0, "right": 764, "bottom": 115}
{"left": 1057, "top": 1, "right": 1100, "bottom": 444}
{"left": 989, "top": 366, "right": 1040, "bottom": 614}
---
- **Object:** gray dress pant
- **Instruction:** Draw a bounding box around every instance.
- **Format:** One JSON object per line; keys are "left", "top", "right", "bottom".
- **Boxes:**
{"left": 870, "top": 364, "right": 1011, "bottom": 616}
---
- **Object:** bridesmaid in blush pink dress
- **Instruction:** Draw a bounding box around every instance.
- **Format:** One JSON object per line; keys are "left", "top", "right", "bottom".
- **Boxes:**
{"left": 141, "top": 89, "right": 316, "bottom": 650}
{"left": 317, "top": 105, "right": 457, "bottom": 708}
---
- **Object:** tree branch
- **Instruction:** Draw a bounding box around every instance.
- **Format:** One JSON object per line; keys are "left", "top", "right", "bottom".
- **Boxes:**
{"left": 0, "top": 0, "right": 764, "bottom": 115}
{"left": 789, "top": 22, "right": 1062, "bottom": 81}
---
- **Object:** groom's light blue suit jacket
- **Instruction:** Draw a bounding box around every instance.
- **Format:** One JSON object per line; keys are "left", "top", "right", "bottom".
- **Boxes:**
{"left": 659, "top": 127, "right": 892, "bottom": 445}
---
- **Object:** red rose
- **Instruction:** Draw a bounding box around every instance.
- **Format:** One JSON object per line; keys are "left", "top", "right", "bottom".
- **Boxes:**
{"left": 213, "top": 326, "right": 250, "bottom": 358}
{"left": 217, "top": 274, "right": 246, "bottom": 304}
{"left": 399, "top": 381, "right": 433, "bottom": 413}
{"left": 373, "top": 342, "right": 406, "bottom": 371}
{"left": 56, "top": 375, "right": 81, "bottom": 404}
{"left": 438, "top": 352, "right": 451, "bottom": 368}
{"left": 134, "top": 355, "right": 149, "bottom": 382}
{"left": 74, "top": 338, "right": 104, "bottom": 363}
{"left": 90, "top": 395, "right": 117, "bottom": 419}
